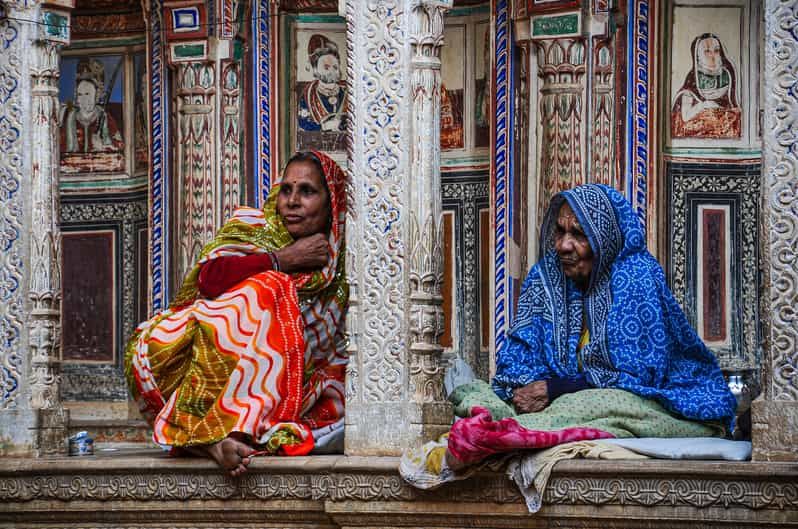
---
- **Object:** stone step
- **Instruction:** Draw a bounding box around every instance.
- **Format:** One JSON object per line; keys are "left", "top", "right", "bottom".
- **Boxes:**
{"left": 67, "top": 419, "right": 155, "bottom": 450}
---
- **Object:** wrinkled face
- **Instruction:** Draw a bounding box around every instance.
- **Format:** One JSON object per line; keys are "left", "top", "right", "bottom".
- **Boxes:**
{"left": 277, "top": 160, "right": 331, "bottom": 239}
{"left": 76, "top": 80, "right": 97, "bottom": 112}
{"left": 314, "top": 53, "right": 340, "bottom": 84}
{"left": 553, "top": 202, "right": 594, "bottom": 288}
{"left": 697, "top": 38, "right": 721, "bottom": 73}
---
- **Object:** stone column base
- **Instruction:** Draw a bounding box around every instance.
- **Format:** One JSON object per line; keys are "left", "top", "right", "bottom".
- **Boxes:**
{"left": 345, "top": 401, "right": 453, "bottom": 456}
{"left": 408, "top": 401, "right": 453, "bottom": 445}
{"left": 33, "top": 408, "right": 70, "bottom": 457}
{"left": 751, "top": 399, "right": 798, "bottom": 462}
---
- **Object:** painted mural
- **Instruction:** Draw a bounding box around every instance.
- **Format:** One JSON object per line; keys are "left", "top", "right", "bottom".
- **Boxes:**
{"left": 59, "top": 55, "right": 125, "bottom": 173}
{"left": 671, "top": 34, "right": 741, "bottom": 138}
{"left": 474, "top": 22, "right": 490, "bottom": 148}
{"left": 441, "top": 24, "right": 465, "bottom": 150}
{"left": 295, "top": 30, "right": 347, "bottom": 152}
{"left": 670, "top": 7, "right": 743, "bottom": 140}
{"left": 133, "top": 53, "right": 148, "bottom": 174}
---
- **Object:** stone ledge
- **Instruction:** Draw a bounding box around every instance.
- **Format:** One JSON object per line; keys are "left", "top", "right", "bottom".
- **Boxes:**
{"left": 1, "top": 452, "right": 796, "bottom": 528}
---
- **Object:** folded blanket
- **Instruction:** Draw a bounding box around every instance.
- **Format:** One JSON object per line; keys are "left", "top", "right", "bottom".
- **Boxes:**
{"left": 448, "top": 380, "right": 724, "bottom": 464}
{"left": 507, "top": 441, "right": 647, "bottom": 512}
{"left": 400, "top": 380, "right": 727, "bottom": 504}
{"left": 599, "top": 436, "right": 751, "bottom": 460}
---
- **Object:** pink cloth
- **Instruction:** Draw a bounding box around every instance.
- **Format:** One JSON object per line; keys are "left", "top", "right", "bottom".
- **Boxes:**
{"left": 447, "top": 406, "right": 616, "bottom": 465}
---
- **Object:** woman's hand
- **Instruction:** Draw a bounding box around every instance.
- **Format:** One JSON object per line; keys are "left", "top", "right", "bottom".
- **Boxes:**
{"left": 274, "top": 233, "right": 329, "bottom": 273}
{"left": 511, "top": 381, "right": 549, "bottom": 413}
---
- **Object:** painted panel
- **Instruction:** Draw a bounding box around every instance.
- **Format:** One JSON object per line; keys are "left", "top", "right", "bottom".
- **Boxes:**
{"left": 443, "top": 170, "right": 489, "bottom": 377}
{"left": 61, "top": 197, "right": 146, "bottom": 401}
{"left": 440, "top": 211, "right": 455, "bottom": 349}
{"left": 62, "top": 230, "right": 116, "bottom": 363}
{"left": 137, "top": 225, "right": 148, "bottom": 323}
{"left": 667, "top": 162, "right": 760, "bottom": 371}
{"left": 697, "top": 205, "right": 731, "bottom": 347}
{"left": 474, "top": 21, "right": 491, "bottom": 148}
{"left": 59, "top": 55, "right": 125, "bottom": 173}
{"left": 525, "top": 0, "right": 579, "bottom": 15}
{"left": 294, "top": 28, "right": 348, "bottom": 152}
{"left": 670, "top": 7, "right": 743, "bottom": 140}
{"left": 164, "top": 3, "right": 207, "bottom": 41}
{"left": 441, "top": 24, "right": 466, "bottom": 150}
{"left": 133, "top": 52, "right": 148, "bottom": 175}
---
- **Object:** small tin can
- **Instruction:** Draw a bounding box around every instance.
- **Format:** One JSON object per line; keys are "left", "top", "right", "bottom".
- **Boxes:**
{"left": 68, "top": 431, "right": 94, "bottom": 456}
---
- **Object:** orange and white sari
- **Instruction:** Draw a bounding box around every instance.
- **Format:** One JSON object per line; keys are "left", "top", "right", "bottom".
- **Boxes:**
{"left": 125, "top": 152, "right": 348, "bottom": 455}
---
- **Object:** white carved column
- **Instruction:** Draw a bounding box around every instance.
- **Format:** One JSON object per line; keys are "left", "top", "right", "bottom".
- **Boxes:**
{"left": 0, "top": 0, "right": 75, "bottom": 455}
{"left": 753, "top": 0, "right": 798, "bottom": 462}
{"left": 406, "top": 0, "right": 453, "bottom": 440}
{"left": 29, "top": 31, "right": 70, "bottom": 456}
{"left": 344, "top": 0, "right": 453, "bottom": 455}
{"left": 0, "top": 1, "right": 36, "bottom": 454}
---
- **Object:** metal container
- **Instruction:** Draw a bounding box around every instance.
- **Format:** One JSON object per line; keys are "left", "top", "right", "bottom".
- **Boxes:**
{"left": 68, "top": 431, "right": 94, "bottom": 456}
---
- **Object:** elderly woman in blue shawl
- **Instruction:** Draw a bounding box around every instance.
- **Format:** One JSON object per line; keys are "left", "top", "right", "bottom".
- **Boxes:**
{"left": 494, "top": 184, "right": 736, "bottom": 418}
{"left": 426, "top": 184, "right": 736, "bottom": 470}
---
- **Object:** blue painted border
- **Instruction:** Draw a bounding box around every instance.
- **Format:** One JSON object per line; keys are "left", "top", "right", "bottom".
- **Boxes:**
{"left": 150, "top": 1, "right": 170, "bottom": 312}
{"left": 493, "top": 0, "right": 514, "bottom": 356}
{"left": 625, "top": 0, "right": 651, "bottom": 228}
{"left": 253, "top": 0, "right": 272, "bottom": 206}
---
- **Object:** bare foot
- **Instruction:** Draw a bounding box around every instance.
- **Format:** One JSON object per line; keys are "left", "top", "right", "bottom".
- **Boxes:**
{"left": 204, "top": 437, "right": 256, "bottom": 477}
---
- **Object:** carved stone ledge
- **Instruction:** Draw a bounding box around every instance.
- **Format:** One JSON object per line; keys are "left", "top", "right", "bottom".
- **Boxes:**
{"left": 1, "top": 455, "right": 796, "bottom": 528}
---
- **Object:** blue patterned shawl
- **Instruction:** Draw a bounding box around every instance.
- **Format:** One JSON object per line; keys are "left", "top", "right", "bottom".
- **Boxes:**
{"left": 492, "top": 184, "right": 736, "bottom": 428}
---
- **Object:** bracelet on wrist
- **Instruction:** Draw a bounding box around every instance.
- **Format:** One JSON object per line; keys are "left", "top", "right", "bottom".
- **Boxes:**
{"left": 268, "top": 250, "right": 281, "bottom": 272}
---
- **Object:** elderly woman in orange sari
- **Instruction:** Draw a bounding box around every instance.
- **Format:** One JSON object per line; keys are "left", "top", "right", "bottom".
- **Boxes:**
{"left": 125, "top": 151, "right": 348, "bottom": 476}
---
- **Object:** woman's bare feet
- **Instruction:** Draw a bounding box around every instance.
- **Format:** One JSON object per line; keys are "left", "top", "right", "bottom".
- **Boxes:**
{"left": 203, "top": 436, "right": 256, "bottom": 477}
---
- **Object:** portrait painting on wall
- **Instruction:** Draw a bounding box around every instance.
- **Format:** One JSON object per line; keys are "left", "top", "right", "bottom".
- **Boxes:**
{"left": 59, "top": 54, "right": 126, "bottom": 173}
{"left": 133, "top": 53, "right": 148, "bottom": 174}
{"left": 474, "top": 22, "right": 490, "bottom": 148}
{"left": 294, "top": 29, "right": 348, "bottom": 152}
{"left": 670, "top": 8, "right": 743, "bottom": 139}
{"left": 441, "top": 25, "right": 465, "bottom": 150}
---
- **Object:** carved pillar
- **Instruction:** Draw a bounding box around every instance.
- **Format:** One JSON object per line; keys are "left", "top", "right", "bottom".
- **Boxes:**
{"left": 29, "top": 31, "right": 70, "bottom": 456}
{"left": 220, "top": 61, "right": 242, "bottom": 223}
{"left": 532, "top": 37, "right": 586, "bottom": 223}
{"left": 343, "top": 0, "right": 452, "bottom": 456}
{"left": 0, "top": 2, "right": 35, "bottom": 454}
{"left": 172, "top": 61, "right": 218, "bottom": 282}
{"left": 406, "top": 0, "right": 453, "bottom": 439}
{"left": 0, "top": 0, "right": 77, "bottom": 455}
{"left": 753, "top": 0, "right": 798, "bottom": 462}
{"left": 591, "top": 39, "right": 615, "bottom": 188}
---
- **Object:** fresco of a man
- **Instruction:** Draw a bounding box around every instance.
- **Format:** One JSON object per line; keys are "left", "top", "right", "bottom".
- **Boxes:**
{"left": 298, "top": 34, "right": 346, "bottom": 133}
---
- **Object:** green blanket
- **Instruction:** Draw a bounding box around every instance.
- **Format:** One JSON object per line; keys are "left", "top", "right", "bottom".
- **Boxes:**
{"left": 450, "top": 380, "right": 725, "bottom": 438}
